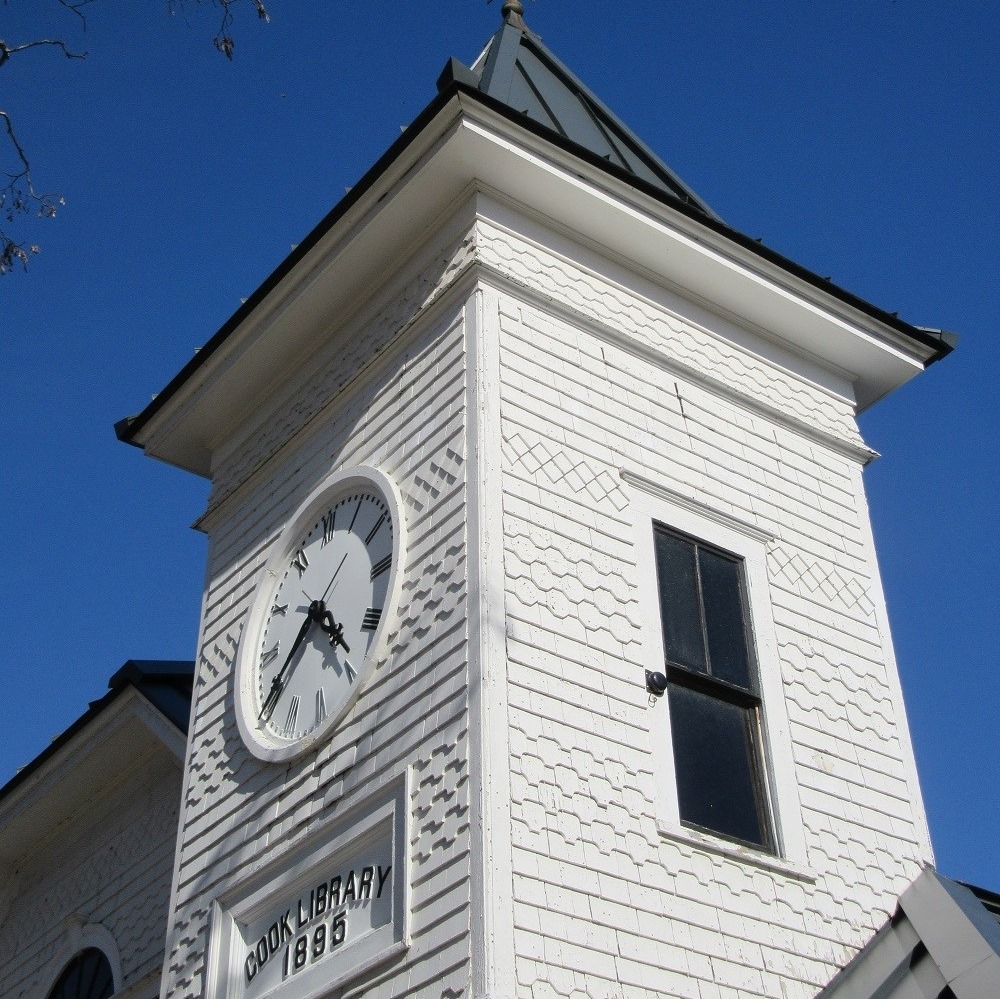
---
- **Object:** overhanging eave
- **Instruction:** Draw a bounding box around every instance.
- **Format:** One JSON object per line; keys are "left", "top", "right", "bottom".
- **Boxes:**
{"left": 119, "top": 87, "right": 950, "bottom": 477}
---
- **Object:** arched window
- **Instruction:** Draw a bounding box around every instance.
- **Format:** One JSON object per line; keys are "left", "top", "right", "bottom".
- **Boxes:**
{"left": 46, "top": 948, "right": 114, "bottom": 999}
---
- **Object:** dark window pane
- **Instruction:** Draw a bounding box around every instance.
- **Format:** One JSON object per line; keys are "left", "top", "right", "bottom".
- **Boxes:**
{"left": 668, "top": 682, "right": 769, "bottom": 849}
{"left": 654, "top": 531, "right": 706, "bottom": 674}
{"left": 63, "top": 964, "right": 81, "bottom": 999}
{"left": 698, "top": 547, "right": 753, "bottom": 691}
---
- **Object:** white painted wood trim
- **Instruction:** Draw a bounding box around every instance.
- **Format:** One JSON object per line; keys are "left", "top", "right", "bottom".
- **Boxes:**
{"left": 474, "top": 263, "right": 877, "bottom": 465}
{"left": 203, "top": 770, "right": 410, "bottom": 999}
{"left": 655, "top": 824, "right": 816, "bottom": 882}
{"left": 0, "top": 685, "right": 185, "bottom": 835}
{"left": 37, "top": 921, "right": 124, "bottom": 997}
{"left": 159, "top": 577, "right": 210, "bottom": 999}
{"left": 622, "top": 469, "right": 775, "bottom": 544}
{"left": 195, "top": 249, "right": 481, "bottom": 535}
{"left": 466, "top": 282, "right": 516, "bottom": 999}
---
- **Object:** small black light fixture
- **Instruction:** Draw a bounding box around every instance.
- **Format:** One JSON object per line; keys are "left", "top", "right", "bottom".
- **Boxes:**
{"left": 645, "top": 670, "right": 667, "bottom": 697}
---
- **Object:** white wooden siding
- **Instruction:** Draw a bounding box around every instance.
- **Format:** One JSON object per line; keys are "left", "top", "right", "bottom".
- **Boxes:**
{"left": 161, "top": 296, "right": 475, "bottom": 999}
{"left": 484, "top": 217, "right": 931, "bottom": 998}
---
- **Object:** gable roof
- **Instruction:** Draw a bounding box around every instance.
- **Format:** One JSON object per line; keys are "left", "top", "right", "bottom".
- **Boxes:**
{"left": 438, "top": 7, "right": 720, "bottom": 220}
{"left": 819, "top": 868, "right": 1000, "bottom": 998}
{"left": 0, "top": 659, "right": 194, "bottom": 871}
{"left": 0, "top": 659, "right": 194, "bottom": 807}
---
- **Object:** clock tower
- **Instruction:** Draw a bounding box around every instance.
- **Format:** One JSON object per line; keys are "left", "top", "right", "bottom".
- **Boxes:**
{"left": 119, "top": 7, "right": 952, "bottom": 998}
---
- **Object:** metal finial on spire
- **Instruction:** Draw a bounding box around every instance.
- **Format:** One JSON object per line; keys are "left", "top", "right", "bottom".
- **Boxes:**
{"left": 501, "top": 0, "right": 527, "bottom": 29}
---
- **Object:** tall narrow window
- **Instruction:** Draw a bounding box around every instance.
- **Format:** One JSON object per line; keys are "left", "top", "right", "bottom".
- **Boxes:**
{"left": 654, "top": 525, "right": 774, "bottom": 851}
{"left": 46, "top": 949, "right": 114, "bottom": 999}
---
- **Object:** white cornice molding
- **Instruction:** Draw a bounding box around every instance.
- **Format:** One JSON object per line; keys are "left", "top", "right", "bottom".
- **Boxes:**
{"left": 468, "top": 210, "right": 877, "bottom": 466}
{"left": 193, "top": 237, "right": 482, "bottom": 536}
{"left": 449, "top": 105, "right": 936, "bottom": 373}
{"left": 621, "top": 470, "right": 776, "bottom": 544}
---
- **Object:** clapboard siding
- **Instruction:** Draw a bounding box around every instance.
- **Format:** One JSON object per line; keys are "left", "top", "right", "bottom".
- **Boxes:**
{"left": 161, "top": 291, "right": 475, "bottom": 999}
{"left": 484, "top": 217, "right": 929, "bottom": 998}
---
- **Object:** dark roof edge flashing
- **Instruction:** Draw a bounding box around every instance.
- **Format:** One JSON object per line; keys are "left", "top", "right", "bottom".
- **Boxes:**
{"left": 117, "top": 76, "right": 954, "bottom": 450}
{"left": 437, "top": 57, "right": 480, "bottom": 92}
{"left": 916, "top": 326, "right": 959, "bottom": 355}
{"left": 109, "top": 658, "right": 195, "bottom": 692}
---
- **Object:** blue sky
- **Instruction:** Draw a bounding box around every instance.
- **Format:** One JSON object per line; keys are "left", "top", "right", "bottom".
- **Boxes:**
{"left": 2, "top": 2, "right": 997, "bottom": 889}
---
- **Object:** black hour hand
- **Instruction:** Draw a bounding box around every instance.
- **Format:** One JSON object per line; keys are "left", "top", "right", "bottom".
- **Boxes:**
{"left": 317, "top": 608, "right": 350, "bottom": 654}
{"left": 259, "top": 679, "right": 283, "bottom": 722}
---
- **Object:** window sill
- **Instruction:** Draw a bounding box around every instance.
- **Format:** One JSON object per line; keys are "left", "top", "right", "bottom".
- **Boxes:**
{"left": 655, "top": 820, "right": 816, "bottom": 883}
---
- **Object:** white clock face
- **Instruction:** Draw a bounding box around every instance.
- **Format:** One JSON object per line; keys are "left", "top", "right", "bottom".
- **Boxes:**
{"left": 236, "top": 468, "right": 404, "bottom": 761}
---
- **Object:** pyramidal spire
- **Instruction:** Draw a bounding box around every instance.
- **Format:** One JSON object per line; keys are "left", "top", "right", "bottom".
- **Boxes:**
{"left": 501, "top": 0, "right": 528, "bottom": 29}
{"left": 436, "top": 8, "right": 721, "bottom": 220}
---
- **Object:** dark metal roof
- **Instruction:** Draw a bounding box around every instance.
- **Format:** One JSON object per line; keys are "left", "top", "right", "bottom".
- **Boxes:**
{"left": 0, "top": 659, "right": 194, "bottom": 806}
{"left": 107, "top": 659, "right": 195, "bottom": 733}
{"left": 439, "top": 8, "right": 720, "bottom": 220}
{"left": 965, "top": 881, "right": 1000, "bottom": 925}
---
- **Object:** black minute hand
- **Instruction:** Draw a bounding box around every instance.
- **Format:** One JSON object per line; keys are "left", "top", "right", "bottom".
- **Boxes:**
{"left": 259, "top": 609, "right": 314, "bottom": 722}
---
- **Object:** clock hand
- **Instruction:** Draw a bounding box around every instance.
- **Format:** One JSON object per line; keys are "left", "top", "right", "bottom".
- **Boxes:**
{"left": 306, "top": 554, "right": 353, "bottom": 655}
{"left": 259, "top": 604, "right": 320, "bottom": 722}
{"left": 316, "top": 607, "right": 351, "bottom": 654}
{"left": 285, "top": 587, "right": 352, "bottom": 657}
{"left": 320, "top": 553, "right": 349, "bottom": 603}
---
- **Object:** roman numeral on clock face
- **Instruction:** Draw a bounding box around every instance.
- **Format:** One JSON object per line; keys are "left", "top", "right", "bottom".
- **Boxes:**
{"left": 362, "top": 607, "right": 382, "bottom": 631}
{"left": 315, "top": 688, "right": 327, "bottom": 725}
{"left": 370, "top": 555, "right": 391, "bottom": 581}
{"left": 322, "top": 511, "right": 336, "bottom": 546}
{"left": 291, "top": 548, "right": 309, "bottom": 576}
{"left": 261, "top": 643, "right": 279, "bottom": 669}
{"left": 283, "top": 695, "right": 300, "bottom": 737}
{"left": 365, "top": 512, "right": 386, "bottom": 546}
{"left": 348, "top": 499, "right": 362, "bottom": 532}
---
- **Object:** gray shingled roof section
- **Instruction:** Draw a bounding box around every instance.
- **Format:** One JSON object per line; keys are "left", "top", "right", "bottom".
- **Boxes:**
{"left": 967, "top": 883, "right": 1000, "bottom": 926}
{"left": 461, "top": 19, "right": 721, "bottom": 220}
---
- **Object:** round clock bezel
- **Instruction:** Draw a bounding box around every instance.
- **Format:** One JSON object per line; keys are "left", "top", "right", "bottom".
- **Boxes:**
{"left": 234, "top": 465, "right": 406, "bottom": 763}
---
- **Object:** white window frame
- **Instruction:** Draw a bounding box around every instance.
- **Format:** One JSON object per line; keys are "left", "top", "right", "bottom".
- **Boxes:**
{"left": 626, "top": 473, "right": 811, "bottom": 875}
{"left": 39, "top": 926, "right": 122, "bottom": 999}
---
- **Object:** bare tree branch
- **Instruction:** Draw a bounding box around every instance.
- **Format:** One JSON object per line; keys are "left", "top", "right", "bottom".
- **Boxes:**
{"left": 0, "top": 0, "right": 271, "bottom": 273}
{"left": 0, "top": 111, "right": 64, "bottom": 273}
{"left": 168, "top": 0, "right": 270, "bottom": 60}
{"left": 0, "top": 36, "right": 87, "bottom": 70}
{"left": 0, "top": 33, "right": 83, "bottom": 272}
{"left": 57, "top": 0, "right": 98, "bottom": 32}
